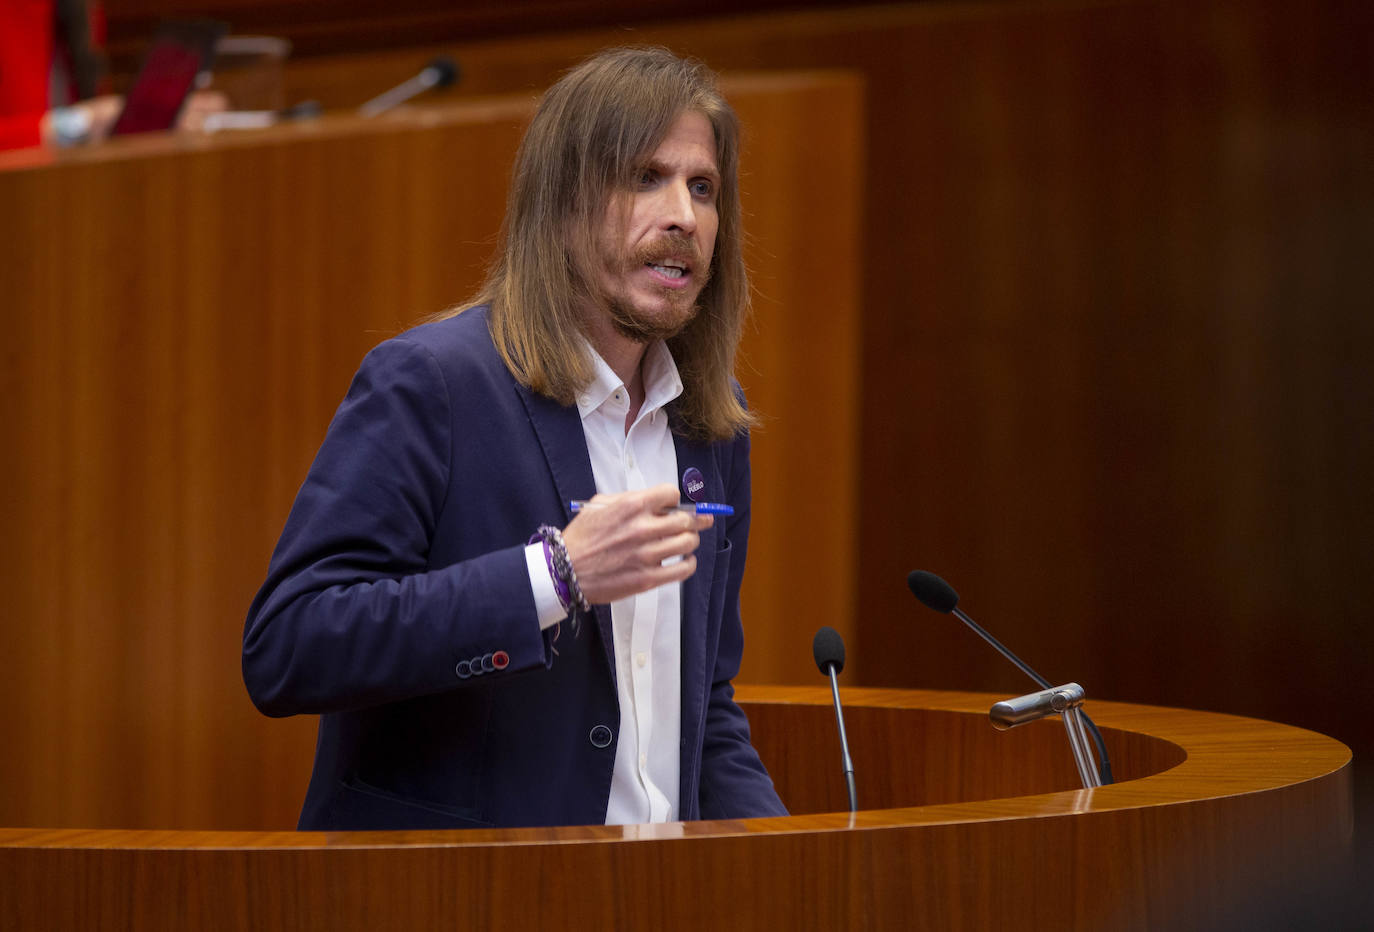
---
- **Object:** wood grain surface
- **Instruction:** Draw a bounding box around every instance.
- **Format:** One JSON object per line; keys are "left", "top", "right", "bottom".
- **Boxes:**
{"left": 2, "top": 1, "right": 1370, "bottom": 918}
{"left": 260, "top": 0, "right": 1374, "bottom": 790}
{"left": 0, "top": 687, "right": 1353, "bottom": 931}
{"left": 100, "top": 0, "right": 866, "bottom": 63}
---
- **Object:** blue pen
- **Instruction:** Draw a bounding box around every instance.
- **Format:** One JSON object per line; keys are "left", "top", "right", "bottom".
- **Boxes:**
{"left": 570, "top": 500, "right": 734, "bottom": 516}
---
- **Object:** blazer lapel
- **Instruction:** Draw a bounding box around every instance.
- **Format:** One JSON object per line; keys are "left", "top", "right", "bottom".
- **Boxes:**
{"left": 673, "top": 430, "right": 719, "bottom": 815}
{"left": 514, "top": 382, "right": 616, "bottom": 676}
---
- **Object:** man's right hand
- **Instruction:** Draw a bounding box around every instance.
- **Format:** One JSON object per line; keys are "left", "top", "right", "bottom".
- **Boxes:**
{"left": 560, "top": 484, "right": 714, "bottom": 605}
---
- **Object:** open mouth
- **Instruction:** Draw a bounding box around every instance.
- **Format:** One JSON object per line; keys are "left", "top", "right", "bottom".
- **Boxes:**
{"left": 646, "top": 258, "right": 689, "bottom": 280}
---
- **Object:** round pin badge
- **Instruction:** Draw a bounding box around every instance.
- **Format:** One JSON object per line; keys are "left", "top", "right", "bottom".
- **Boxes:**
{"left": 681, "top": 467, "right": 707, "bottom": 502}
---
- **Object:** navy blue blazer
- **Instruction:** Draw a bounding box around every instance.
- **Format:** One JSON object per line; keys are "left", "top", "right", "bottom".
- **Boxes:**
{"left": 242, "top": 307, "right": 786, "bottom": 830}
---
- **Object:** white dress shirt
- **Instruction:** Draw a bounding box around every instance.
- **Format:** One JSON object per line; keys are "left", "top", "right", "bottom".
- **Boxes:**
{"left": 523, "top": 340, "right": 684, "bottom": 824}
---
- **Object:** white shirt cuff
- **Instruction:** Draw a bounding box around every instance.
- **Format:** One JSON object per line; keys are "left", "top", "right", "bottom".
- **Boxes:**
{"left": 525, "top": 541, "right": 571, "bottom": 631}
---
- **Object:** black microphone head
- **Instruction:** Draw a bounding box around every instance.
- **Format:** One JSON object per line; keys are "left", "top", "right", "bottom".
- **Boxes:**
{"left": 426, "top": 56, "right": 460, "bottom": 88}
{"left": 907, "top": 570, "right": 959, "bottom": 613}
{"left": 812, "top": 626, "right": 846, "bottom": 675}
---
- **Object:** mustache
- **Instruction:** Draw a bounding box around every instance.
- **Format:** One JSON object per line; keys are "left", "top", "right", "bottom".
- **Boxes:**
{"left": 629, "top": 233, "right": 703, "bottom": 270}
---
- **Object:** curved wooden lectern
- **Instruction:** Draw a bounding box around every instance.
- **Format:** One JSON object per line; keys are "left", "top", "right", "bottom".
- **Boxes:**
{"left": 0, "top": 687, "right": 1351, "bottom": 930}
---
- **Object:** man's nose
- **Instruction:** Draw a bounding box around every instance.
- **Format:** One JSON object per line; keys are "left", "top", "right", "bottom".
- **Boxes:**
{"left": 659, "top": 181, "right": 697, "bottom": 235}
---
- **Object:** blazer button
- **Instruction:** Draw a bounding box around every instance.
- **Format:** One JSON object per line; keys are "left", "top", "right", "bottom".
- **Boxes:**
{"left": 588, "top": 725, "right": 613, "bottom": 748}
{"left": 455, "top": 660, "right": 471, "bottom": 679}
{"left": 480, "top": 652, "right": 496, "bottom": 673}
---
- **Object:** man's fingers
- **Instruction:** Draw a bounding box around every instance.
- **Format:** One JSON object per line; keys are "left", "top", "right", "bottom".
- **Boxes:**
{"left": 653, "top": 553, "right": 697, "bottom": 585}
{"left": 641, "top": 530, "right": 700, "bottom": 566}
{"left": 640, "top": 507, "right": 709, "bottom": 537}
{"left": 561, "top": 483, "right": 718, "bottom": 604}
{"left": 640, "top": 483, "right": 682, "bottom": 510}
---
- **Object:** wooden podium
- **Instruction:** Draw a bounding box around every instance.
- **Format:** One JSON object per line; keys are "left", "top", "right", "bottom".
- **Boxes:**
{"left": 1, "top": 687, "right": 1351, "bottom": 930}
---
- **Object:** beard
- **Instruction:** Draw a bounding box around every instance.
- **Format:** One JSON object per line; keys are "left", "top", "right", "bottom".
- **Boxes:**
{"left": 606, "top": 293, "right": 699, "bottom": 343}
{"left": 602, "top": 233, "right": 712, "bottom": 343}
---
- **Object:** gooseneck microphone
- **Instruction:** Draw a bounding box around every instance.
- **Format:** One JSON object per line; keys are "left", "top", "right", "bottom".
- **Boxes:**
{"left": 359, "top": 57, "right": 461, "bottom": 117}
{"left": 906, "top": 570, "right": 1114, "bottom": 784}
{"left": 812, "top": 626, "right": 858, "bottom": 813}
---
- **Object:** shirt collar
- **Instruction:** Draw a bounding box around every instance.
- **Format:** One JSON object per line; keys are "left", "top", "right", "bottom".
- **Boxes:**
{"left": 577, "top": 340, "right": 684, "bottom": 422}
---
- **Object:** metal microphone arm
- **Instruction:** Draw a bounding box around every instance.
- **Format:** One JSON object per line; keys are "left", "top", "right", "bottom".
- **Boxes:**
{"left": 953, "top": 606, "right": 1113, "bottom": 785}
{"left": 953, "top": 607, "right": 1051, "bottom": 688}
{"left": 359, "top": 57, "right": 459, "bottom": 118}
{"left": 826, "top": 665, "right": 858, "bottom": 813}
{"left": 990, "top": 683, "right": 1102, "bottom": 790}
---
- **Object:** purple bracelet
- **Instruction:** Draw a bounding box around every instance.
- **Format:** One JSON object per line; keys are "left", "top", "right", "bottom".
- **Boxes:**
{"left": 528, "top": 524, "right": 590, "bottom": 632}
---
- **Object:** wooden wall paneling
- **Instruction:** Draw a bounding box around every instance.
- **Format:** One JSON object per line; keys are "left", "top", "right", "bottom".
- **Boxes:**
{"left": 100, "top": 0, "right": 881, "bottom": 64}
{"left": 0, "top": 102, "right": 527, "bottom": 829}
{"left": 729, "top": 72, "right": 863, "bottom": 687}
{"left": 253, "top": 0, "right": 1374, "bottom": 782}
{"left": 825, "top": 0, "right": 1374, "bottom": 766}
{"left": 0, "top": 73, "right": 863, "bottom": 829}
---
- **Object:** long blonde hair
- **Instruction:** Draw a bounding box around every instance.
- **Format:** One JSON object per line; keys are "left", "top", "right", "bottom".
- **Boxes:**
{"left": 446, "top": 46, "right": 755, "bottom": 443}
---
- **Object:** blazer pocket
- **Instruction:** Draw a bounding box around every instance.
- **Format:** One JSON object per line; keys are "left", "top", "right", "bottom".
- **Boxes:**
{"left": 709, "top": 536, "right": 733, "bottom": 616}
{"left": 336, "top": 774, "right": 493, "bottom": 830}
{"left": 714, "top": 534, "right": 733, "bottom": 565}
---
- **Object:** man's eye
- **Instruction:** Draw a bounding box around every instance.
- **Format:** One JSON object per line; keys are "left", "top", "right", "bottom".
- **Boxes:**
{"left": 635, "top": 170, "right": 656, "bottom": 188}
{"left": 691, "top": 180, "right": 715, "bottom": 199}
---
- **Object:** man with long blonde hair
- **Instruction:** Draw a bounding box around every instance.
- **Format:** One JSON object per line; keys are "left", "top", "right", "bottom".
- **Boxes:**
{"left": 243, "top": 47, "right": 786, "bottom": 829}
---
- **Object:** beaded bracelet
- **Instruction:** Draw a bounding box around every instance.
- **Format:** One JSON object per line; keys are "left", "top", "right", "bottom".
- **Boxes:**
{"left": 528, "top": 524, "right": 591, "bottom": 632}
